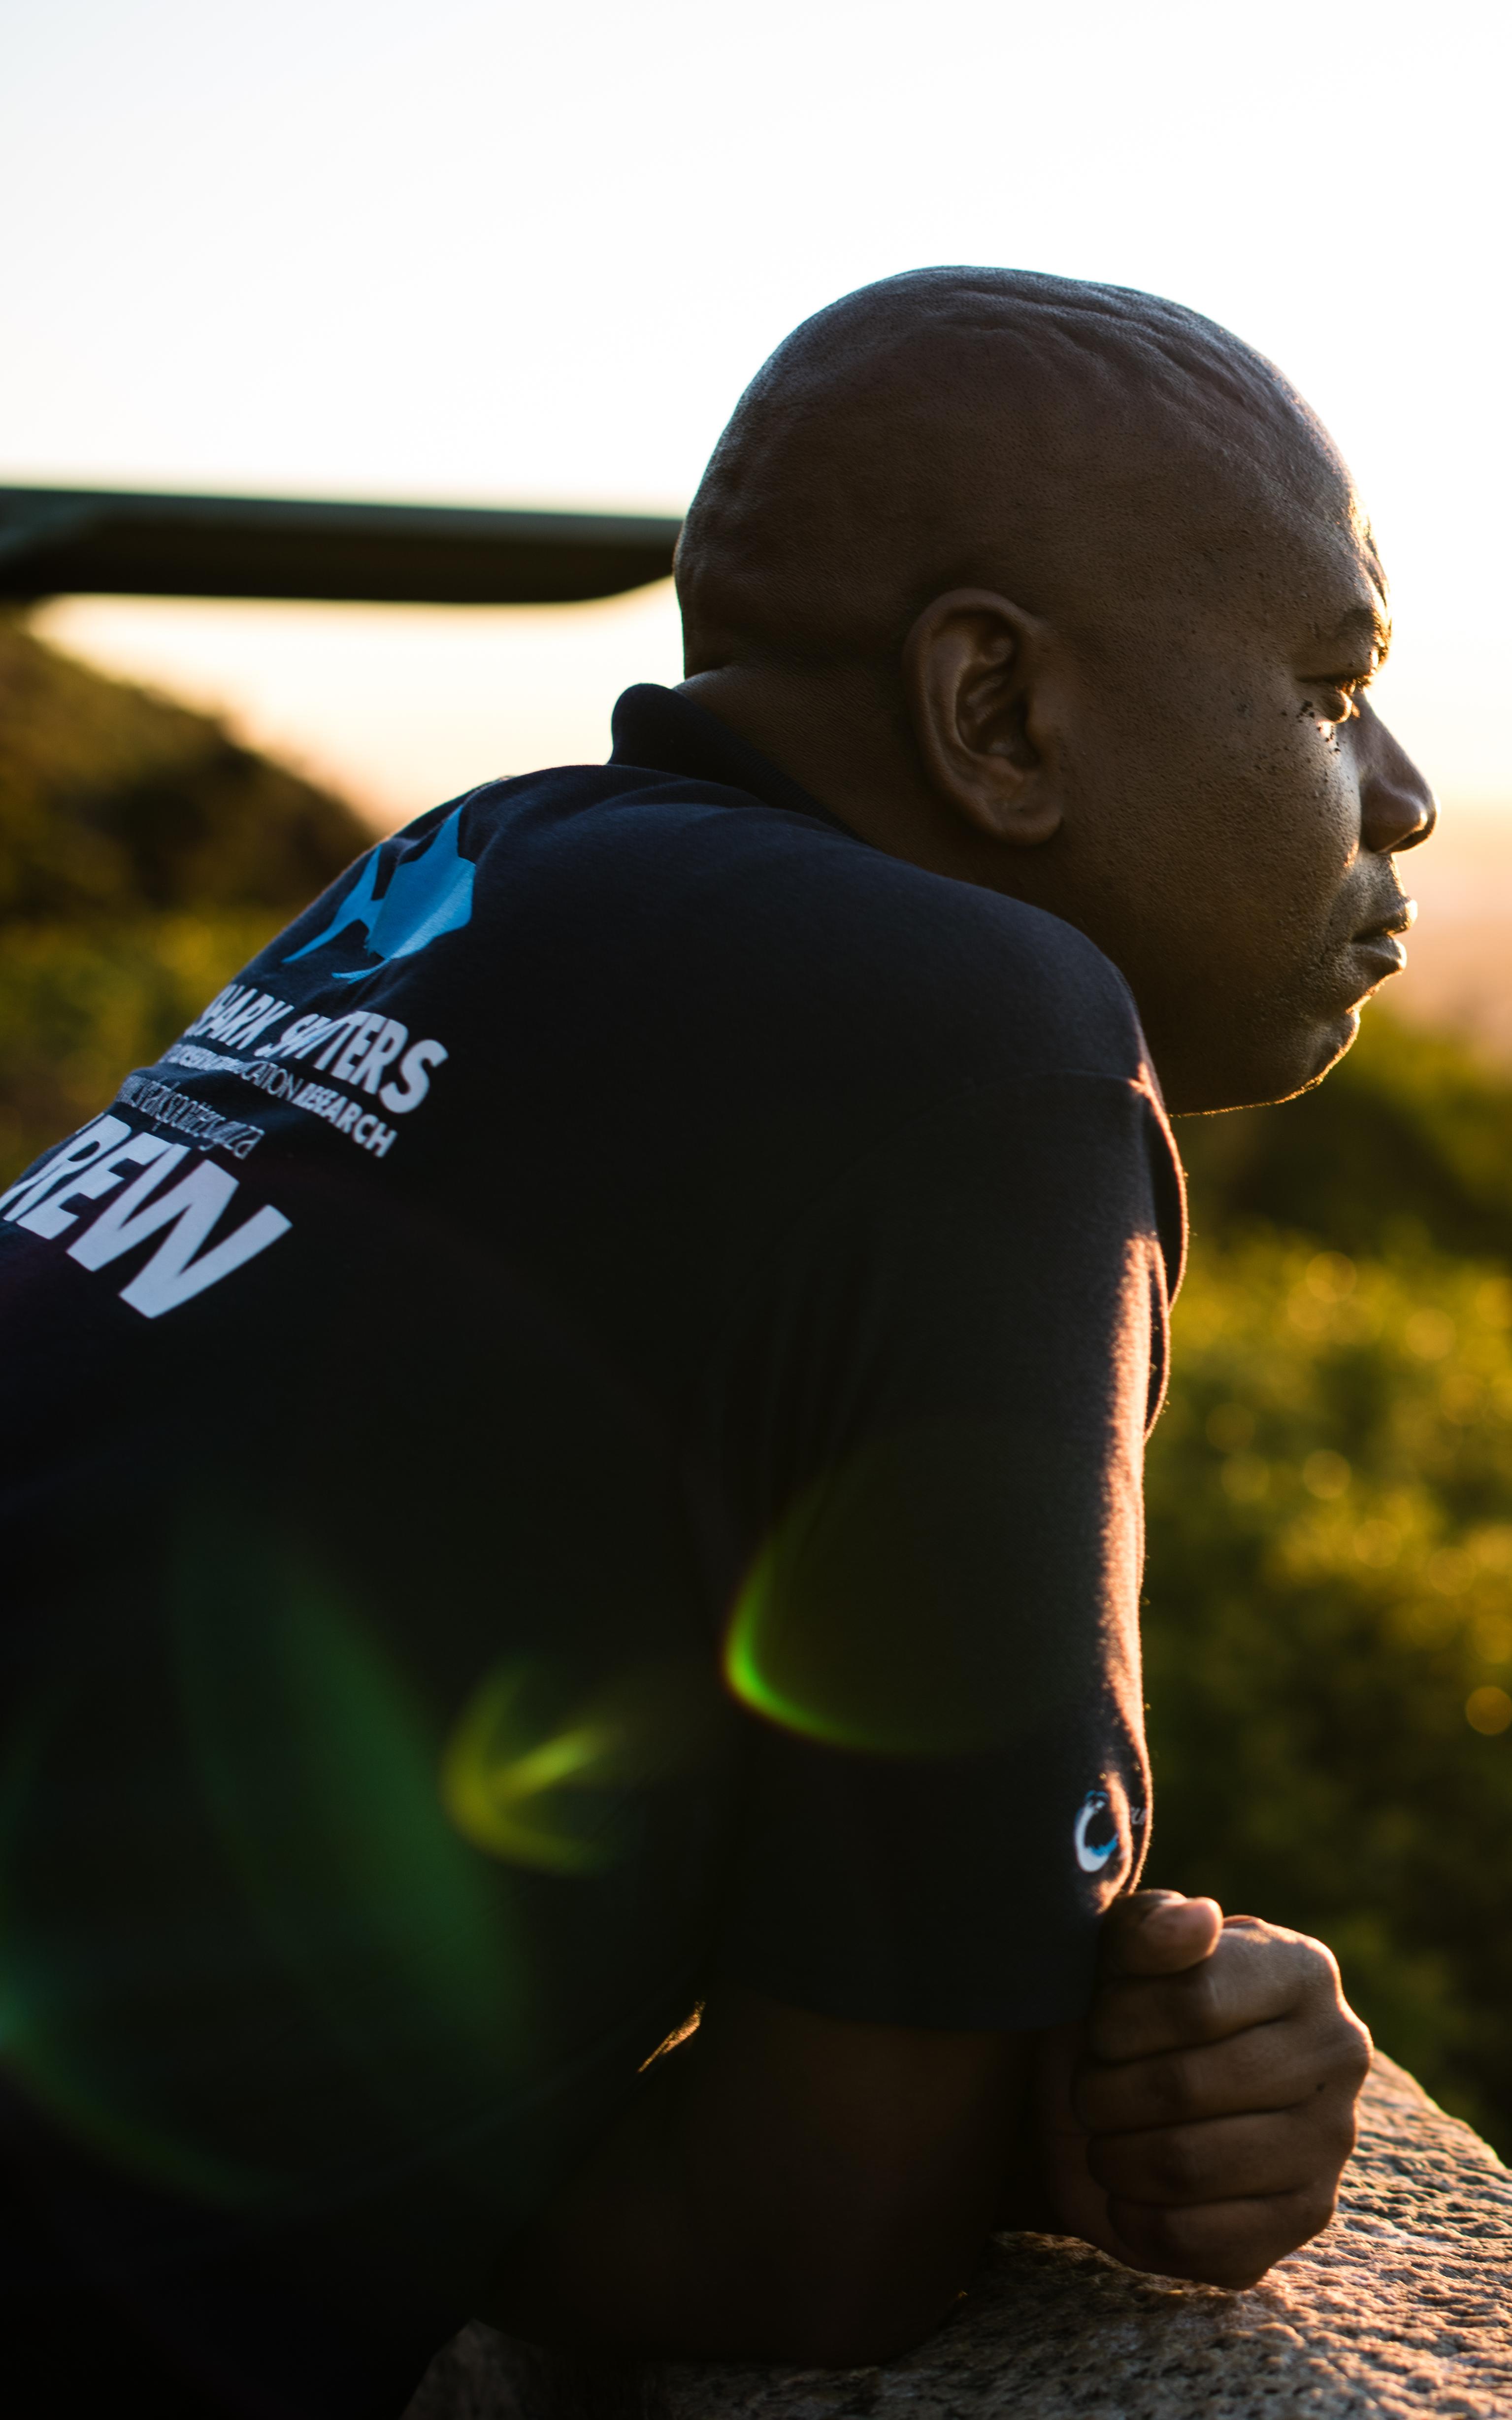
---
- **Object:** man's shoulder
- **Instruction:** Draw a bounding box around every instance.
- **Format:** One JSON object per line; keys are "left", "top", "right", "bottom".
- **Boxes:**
{"left": 459, "top": 750, "right": 1152, "bottom": 1098}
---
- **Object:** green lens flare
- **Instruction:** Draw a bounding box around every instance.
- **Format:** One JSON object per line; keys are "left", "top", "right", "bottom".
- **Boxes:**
{"left": 723, "top": 1513, "right": 914, "bottom": 1751}
{"left": 722, "top": 1424, "right": 1102, "bottom": 1757}
{"left": 0, "top": 1685, "right": 269, "bottom": 2207}
{"left": 441, "top": 1666, "right": 628, "bottom": 1874}
{"left": 173, "top": 1539, "right": 535, "bottom": 2142}
{"left": 0, "top": 1510, "right": 538, "bottom": 2206}
{"left": 440, "top": 1658, "right": 723, "bottom": 1872}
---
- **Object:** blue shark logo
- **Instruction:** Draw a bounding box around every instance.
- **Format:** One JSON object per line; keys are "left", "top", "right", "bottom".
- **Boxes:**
{"left": 286, "top": 804, "right": 475, "bottom": 980}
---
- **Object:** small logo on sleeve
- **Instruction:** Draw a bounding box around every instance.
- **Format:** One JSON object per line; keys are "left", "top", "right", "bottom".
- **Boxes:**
{"left": 1074, "top": 1788, "right": 1123, "bottom": 1874}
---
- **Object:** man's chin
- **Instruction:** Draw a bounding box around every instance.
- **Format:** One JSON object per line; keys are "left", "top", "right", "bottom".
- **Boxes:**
{"left": 1284, "top": 1005, "right": 1365, "bottom": 1100}
{"left": 1162, "top": 1007, "right": 1363, "bottom": 1118}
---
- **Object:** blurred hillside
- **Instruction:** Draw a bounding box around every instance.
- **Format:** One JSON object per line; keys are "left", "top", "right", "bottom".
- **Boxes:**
{"left": 0, "top": 614, "right": 369, "bottom": 1179}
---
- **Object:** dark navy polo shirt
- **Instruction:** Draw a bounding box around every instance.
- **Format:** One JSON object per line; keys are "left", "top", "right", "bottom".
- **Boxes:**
{"left": 0, "top": 683, "right": 1183, "bottom": 2417}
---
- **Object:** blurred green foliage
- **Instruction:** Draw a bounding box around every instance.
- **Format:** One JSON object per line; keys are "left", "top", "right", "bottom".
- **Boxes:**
{"left": 1150, "top": 1014, "right": 1512, "bottom": 2149}
{"left": 1181, "top": 1015, "right": 1512, "bottom": 1268}
{"left": 0, "top": 614, "right": 369, "bottom": 1181}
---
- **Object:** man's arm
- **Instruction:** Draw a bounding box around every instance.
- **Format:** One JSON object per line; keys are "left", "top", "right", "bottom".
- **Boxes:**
{"left": 492, "top": 1895, "right": 1369, "bottom": 2366}
{"left": 490, "top": 1897, "right": 1368, "bottom": 2365}
{"left": 488, "top": 1986, "right": 1033, "bottom": 2365}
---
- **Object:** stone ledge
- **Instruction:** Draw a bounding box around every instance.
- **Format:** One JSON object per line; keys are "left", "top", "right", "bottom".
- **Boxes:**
{"left": 407, "top": 2054, "right": 1512, "bottom": 2420}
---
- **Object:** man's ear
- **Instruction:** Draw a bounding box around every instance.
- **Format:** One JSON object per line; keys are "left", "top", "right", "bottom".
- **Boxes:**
{"left": 903, "top": 589, "right": 1064, "bottom": 846}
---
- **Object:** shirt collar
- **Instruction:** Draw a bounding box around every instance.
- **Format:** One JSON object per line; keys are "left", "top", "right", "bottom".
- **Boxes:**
{"left": 608, "top": 683, "right": 854, "bottom": 835}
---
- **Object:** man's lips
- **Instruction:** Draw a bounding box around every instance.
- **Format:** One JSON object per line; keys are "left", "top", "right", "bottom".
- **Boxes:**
{"left": 1351, "top": 897, "right": 1416, "bottom": 978}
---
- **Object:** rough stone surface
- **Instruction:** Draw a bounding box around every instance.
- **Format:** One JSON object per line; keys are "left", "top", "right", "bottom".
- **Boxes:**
{"left": 404, "top": 2054, "right": 1512, "bottom": 2420}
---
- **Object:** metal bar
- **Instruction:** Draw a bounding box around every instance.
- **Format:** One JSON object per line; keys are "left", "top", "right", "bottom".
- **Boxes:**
{"left": 0, "top": 485, "right": 682, "bottom": 606}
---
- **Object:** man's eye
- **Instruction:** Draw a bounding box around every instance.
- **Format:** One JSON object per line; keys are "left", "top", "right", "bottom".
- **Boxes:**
{"left": 1305, "top": 675, "right": 1369, "bottom": 727}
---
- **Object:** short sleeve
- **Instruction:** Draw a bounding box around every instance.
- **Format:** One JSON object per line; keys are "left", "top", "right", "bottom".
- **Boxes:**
{"left": 695, "top": 1072, "right": 1183, "bottom": 2031}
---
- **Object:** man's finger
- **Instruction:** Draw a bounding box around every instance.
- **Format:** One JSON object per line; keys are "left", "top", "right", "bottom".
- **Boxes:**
{"left": 1086, "top": 2104, "right": 1356, "bottom": 2208}
{"left": 1087, "top": 1924, "right": 1336, "bottom": 2062}
{"left": 1098, "top": 1891, "right": 1223, "bottom": 1983}
{"left": 1074, "top": 2010, "right": 1372, "bottom": 2135}
{"left": 1105, "top": 2182, "right": 1339, "bottom": 2288}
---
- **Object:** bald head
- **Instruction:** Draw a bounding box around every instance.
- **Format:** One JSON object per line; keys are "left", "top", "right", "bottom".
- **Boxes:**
{"left": 676, "top": 266, "right": 1431, "bottom": 1118}
{"left": 677, "top": 267, "right": 1360, "bottom": 681}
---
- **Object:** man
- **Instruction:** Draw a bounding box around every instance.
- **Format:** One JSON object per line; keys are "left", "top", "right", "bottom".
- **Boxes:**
{"left": 0, "top": 268, "right": 1423, "bottom": 2418}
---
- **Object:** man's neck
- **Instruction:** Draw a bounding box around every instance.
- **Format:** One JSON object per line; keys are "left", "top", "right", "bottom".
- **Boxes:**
{"left": 676, "top": 666, "right": 952, "bottom": 873}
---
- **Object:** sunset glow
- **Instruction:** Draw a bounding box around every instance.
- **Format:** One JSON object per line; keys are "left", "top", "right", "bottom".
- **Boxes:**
{"left": 5, "top": 0, "right": 1507, "bottom": 836}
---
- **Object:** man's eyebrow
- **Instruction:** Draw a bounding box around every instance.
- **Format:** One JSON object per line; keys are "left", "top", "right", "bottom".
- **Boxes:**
{"left": 1320, "top": 602, "right": 1393, "bottom": 665}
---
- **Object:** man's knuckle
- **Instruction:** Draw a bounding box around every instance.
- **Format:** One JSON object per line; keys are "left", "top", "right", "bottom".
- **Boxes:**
{"left": 1150, "top": 2050, "right": 1198, "bottom": 2119}
{"left": 1184, "top": 1964, "right": 1226, "bottom": 2037}
{"left": 1152, "top": 2126, "right": 1206, "bottom": 2197}
{"left": 1340, "top": 2013, "right": 1373, "bottom": 2081}
{"left": 1293, "top": 2179, "right": 1339, "bottom": 2244}
{"left": 1310, "top": 2017, "right": 1370, "bottom": 2097}
{"left": 1296, "top": 1930, "right": 1342, "bottom": 1981}
{"left": 1149, "top": 2201, "right": 1220, "bottom": 2266}
{"left": 1317, "top": 2096, "right": 1359, "bottom": 2166}
{"left": 1232, "top": 2027, "right": 1284, "bottom": 2098}
{"left": 1124, "top": 2201, "right": 1265, "bottom": 2291}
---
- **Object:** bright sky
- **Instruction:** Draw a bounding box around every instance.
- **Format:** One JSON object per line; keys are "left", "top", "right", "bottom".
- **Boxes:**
{"left": 5, "top": 0, "right": 1509, "bottom": 835}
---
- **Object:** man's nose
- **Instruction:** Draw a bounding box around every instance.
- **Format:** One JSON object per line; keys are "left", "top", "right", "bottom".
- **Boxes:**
{"left": 1355, "top": 698, "right": 1437, "bottom": 856}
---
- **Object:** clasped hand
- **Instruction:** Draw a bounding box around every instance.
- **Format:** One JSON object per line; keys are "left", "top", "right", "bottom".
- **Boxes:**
{"left": 1038, "top": 1891, "right": 1372, "bottom": 2288}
